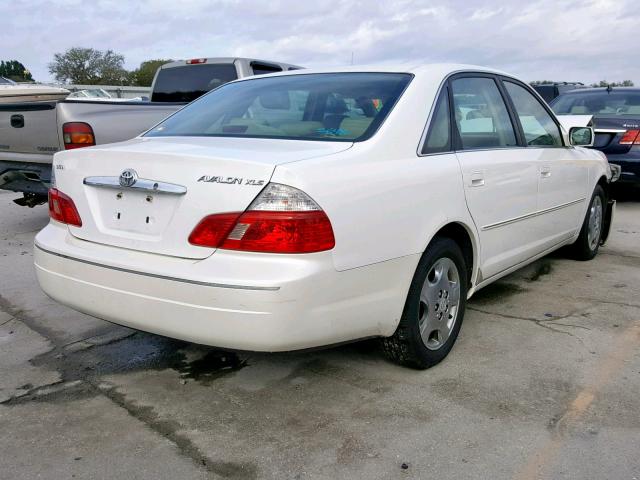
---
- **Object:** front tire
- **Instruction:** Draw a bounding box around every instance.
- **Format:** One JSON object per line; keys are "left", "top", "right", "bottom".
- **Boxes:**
{"left": 571, "top": 185, "right": 605, "bottom": 261}
{"left": 381, "top": 237, "right": 468, "bottom": 369}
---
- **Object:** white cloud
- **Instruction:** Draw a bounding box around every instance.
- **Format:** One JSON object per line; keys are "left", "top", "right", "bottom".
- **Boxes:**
{"left": 1, "top": 0, "right": 638, "bottom": 85}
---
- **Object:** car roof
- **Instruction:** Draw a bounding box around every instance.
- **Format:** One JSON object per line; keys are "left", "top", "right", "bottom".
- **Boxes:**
{"left": 230, "top": 62, "right": 514, "bottom": 82}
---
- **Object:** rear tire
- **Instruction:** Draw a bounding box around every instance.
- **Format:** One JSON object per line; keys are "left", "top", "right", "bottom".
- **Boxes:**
{"left": 570, "top": 185, "right": 605, "bottom": 261}
{"left": 381, "top": 237, "right": 468, "bottom": 369}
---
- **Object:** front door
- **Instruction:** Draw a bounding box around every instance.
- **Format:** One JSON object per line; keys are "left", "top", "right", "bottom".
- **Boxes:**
{"left": 501, "top": 80, "right": 589, "bottom": 249}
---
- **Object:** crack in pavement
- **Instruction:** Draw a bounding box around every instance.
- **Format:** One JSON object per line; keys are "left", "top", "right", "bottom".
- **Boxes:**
{"left": 513, "top": 321, "right": 640, "bottom": 480}
{"left": 0, "top": 297, "right": 247, "bottom": 479}
{"left": 467, "top": 305, "right": 593, "bottom": 341}
{"left": 0, "top": 293, "right": 61, "bottom": 344}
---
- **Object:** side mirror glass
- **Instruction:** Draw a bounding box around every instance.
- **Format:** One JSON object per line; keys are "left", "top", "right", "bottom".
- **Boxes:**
{"left": 569, "top": 126, "right": 594, "bottom": 147}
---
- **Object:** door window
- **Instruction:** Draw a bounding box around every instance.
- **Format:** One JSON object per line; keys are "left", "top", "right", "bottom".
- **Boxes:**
{"left": 504, "top": 81, "right": 563, "bottom": 147}
{"left": 451, "top": 77, "right": 517, "bottom": 149}
{"left": 422, "top": 87, "right": 451, "bottom": 154}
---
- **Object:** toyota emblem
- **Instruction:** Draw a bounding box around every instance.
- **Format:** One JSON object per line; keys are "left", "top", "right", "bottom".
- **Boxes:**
{"left": 119, "top": 169, "right": 138, "bottom": 187}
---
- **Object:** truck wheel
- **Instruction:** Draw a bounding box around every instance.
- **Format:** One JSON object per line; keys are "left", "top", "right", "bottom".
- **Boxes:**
{"left": 571, "top": 185, "right": 605, "bottom": 261}
{"left": 381, "top": 237, "right": 468, "bottom": 369}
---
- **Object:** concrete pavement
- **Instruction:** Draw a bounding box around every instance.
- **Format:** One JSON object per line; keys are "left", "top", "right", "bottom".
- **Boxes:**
{"left": 1, "top": 189, "right": 638, "bottom": 479}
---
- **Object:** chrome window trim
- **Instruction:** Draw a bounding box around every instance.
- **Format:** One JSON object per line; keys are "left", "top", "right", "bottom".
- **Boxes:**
{"left": 481, "top": 197, "right": 586, "bottom": 231}
{"left": 35, "top": 244, "right": 280, "bottom": 291}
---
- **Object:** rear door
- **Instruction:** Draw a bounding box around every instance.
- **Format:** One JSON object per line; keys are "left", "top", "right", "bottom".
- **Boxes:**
{"left": 501, "top": 79, "right": 588, "bottom": 247}
{"left": 450, "top": 74, "right": 540, "bottom": 279}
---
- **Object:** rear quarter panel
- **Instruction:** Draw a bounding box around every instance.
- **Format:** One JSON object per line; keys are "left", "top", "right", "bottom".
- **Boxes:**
{"left": 272, "top": 73, "right": 477, "bottom": 273}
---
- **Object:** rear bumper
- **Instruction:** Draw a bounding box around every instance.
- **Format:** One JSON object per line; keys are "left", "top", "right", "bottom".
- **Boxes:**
{"left": 607, "top": 149, "right": 640, "bottom": 185}
{"left": 0, "top": 160, "right": 51, "bottom": 195}
{"left": 34, "top": 222, "right": 416, "bottom": 351}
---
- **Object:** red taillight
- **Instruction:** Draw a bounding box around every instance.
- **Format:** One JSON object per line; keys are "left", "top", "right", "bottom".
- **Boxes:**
{"left": 619, "top": 129, "right": 640, "bottom": 145}
{"left": 189, "top": 183, "right": 335, "bottom": 253}
{"left": 188, "top": 210, "right": 335, "bottom": 253}
{"left": 220, "top": 210, "right": 335, "bottom": 253}
{"left": 186, "top": 58, "right": 207, "bottom": 64}
{"left": 63, "top": 122, "right": 95, "bottom": 150}
{"left": 48, "top": 188, "right": 82, "bottom": 227}
{"left": 188, "top": 213, "right": 242, "bottom": 248}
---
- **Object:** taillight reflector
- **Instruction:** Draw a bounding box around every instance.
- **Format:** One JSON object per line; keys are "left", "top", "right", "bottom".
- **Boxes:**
{"left": 63, "top": 122, "right": 95, "bottom": 150}
{"left": 188, "top": 213, "right": 242, "bottom": 248}
{"left": 620, "top": 129, "right": 640, "bottom": 145}
{"left": 186, "top": 58, "right": 207, "bottom": 64}
{"left": 48, "top": 188, "right": 82, "bottom": 227}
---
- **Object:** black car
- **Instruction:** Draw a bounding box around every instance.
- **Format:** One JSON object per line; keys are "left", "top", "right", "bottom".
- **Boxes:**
{"left": 551, "top": 87, "right": 640, "bottom": 186}
{"left": 532, "top": 82, "right": 585, "bottom": 103}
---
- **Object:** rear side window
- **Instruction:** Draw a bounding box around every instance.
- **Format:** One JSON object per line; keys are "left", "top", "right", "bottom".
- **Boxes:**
{"left": 451, "top": 77, "right": 517, "bottom": 150}
{"left": 251, "top": 62, "right": 283, "bottom": 76}
{"left": 151, "top": 64, "right": 238, "bottom": 102}
{"left": 504, "top": 82, "right": 563, "bottom": 147}
{"left": 422, "top": 87, "right": 451, "bottom": 154}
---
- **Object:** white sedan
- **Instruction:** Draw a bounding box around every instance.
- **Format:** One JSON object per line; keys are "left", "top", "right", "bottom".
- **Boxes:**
{"left": 35, "top": 64, "right": 615, "bottom": 368}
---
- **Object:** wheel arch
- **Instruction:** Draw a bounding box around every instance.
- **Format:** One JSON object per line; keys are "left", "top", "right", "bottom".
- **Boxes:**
{"left": 596, "top": 175, "right": 609, "bottom": 200}
{"left": 424, "top": 221, "right": 478, "bottom": 288}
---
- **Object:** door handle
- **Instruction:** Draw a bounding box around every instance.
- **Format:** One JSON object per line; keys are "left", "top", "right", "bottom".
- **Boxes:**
{"left": 540, "top": 166, "right": 551, "bottom": 178}
{"left": 470, "top": 172, "right": 485, "bottom": 187}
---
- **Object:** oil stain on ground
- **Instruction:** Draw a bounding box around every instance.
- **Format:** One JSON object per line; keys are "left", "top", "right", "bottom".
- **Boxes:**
{"left": 526, "top": 260, "right": 553, "bottom": 282}
{"left": 176, "top": 349, "right": 247, "bottom": 385}
{"left": 470, "top": 282, "right": 526, "bottom": 306}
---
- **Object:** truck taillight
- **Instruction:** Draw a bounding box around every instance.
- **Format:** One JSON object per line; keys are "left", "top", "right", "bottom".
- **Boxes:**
{"left": 188, "top": 184, "right": 335, "bottom": 253}
{"left": 63, "top": 122, "right": 95, "bottom": 149}
{"left": 48, "top": 188, "right": 82, "bottom": 227}
{"left": 619, "top": 129, "right": 640, "bottom": 145}
{"left": 186, "top": 58, "right": 207, "bottom": 64}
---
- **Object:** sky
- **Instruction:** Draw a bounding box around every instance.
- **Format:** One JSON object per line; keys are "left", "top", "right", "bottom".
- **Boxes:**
{"left": 1, "top": 0, "right": 638, "bottom": 85}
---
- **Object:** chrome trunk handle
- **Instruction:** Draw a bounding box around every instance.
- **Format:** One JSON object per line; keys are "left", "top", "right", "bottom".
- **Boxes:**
{"left": 83, "top": 176, "right": 187, "bottom": 195}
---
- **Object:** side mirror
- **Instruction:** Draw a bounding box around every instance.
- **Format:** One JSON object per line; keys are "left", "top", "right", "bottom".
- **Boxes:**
{"left": 569, "top": 126, "right": 594, "bottom": 147}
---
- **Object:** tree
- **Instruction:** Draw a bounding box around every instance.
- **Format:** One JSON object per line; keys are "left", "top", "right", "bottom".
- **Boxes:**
{"left": 530, "top": 80, "right": 555, "bottom": 85}
{"left": 131, "top": 59, "right": 172, "bottom": 87}
{"left": 590, "top": 80, "right": 635, "bottom": 87}
{"left": 48, "top": 47, "right": 129, "bottom": 85}
{"left": 0, "top": 60, "right": 34, "bottom": 82}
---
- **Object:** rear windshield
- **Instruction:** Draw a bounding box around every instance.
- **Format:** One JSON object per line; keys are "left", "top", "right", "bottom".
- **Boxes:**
{"left": 145, "top": 72, "right": 412, "bottom": 142}
{"left": 551, "top": 90, "right": 640, "bottom": 116}
{"left": 151, "top": 64, "right": 238, "bottom": 103}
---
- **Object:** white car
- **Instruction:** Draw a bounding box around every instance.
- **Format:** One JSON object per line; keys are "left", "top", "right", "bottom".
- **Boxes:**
{"left": 34, "top": 64, "right": 615, "bottom": 368}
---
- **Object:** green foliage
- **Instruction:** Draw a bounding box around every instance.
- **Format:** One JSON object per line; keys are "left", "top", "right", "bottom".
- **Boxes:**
{"left": 0, "top": 60, "right": 34, "bottom": 82}
{"left": 131, "top": 59, "right": 172, "bottom": 87}
{"left": 530, "top": 80, "right": 555, "bottom": 85}
{"left": 590, "top": 80, "right": 635, "bottom": 87}
{"left": 48, "top": 47, "right": 129, "bottom": 85}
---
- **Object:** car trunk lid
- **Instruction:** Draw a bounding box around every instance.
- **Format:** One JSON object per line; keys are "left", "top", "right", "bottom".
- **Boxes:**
{"left": 592, "top": 115, "right": 640, "bottom": 154}
{"left": 55, "top": 136, "right": 351, "bottom": 259}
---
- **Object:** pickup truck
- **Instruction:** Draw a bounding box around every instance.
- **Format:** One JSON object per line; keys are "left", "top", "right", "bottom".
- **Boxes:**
{"left": 0, "top": 57, "right": 301, "bottom": 206}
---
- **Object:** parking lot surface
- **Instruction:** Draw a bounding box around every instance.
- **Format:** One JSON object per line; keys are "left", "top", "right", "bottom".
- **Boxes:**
{"left": 1, "top": 189, "right": 639, "bottom": 480}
